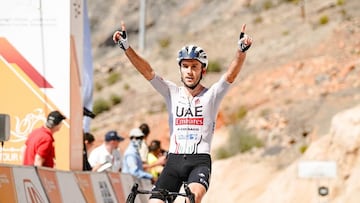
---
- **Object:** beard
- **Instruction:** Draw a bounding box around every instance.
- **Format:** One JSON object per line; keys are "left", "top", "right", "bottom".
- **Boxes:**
{"left": 181, "top": 73, "right": 203, "bottom": 90}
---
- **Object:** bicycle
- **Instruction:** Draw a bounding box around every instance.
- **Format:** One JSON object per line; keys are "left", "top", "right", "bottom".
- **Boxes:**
{"left": 126, "top": 182, "right": 195, "bottom": 203}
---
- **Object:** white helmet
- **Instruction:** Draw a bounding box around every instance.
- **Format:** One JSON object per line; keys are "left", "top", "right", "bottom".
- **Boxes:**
{"left": 129, "top": 128, "right": 144, "bottom": 138}
{"left": 177, "top": 45, "right": 208, "bottom": 69}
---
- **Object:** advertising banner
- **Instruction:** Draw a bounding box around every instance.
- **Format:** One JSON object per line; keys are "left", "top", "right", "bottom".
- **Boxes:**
{"left": 91, "top": 173, "right": 118, "bottom": 203}
{"left": 37, "top": 168, "right": 62, "bottom": 203}
{"left": 74, "top": 172, "right": 97, "bottom": 203}
{"left": 56, "top": 170, "right": 86, "bottom": 203}
{"left": 12, "top": 166, "right": 49, "bottom": 203}
{"left": 37, "top": 168, "right": 86, "bottom": 203}
{"left": 0, "top": 164, "right": 17, "bottom": 203}
{"left": 107, "top": 172, "right": 126, "bottom": 202}
{"left": 0, "top": 0, "right": 84, "bottom": 170}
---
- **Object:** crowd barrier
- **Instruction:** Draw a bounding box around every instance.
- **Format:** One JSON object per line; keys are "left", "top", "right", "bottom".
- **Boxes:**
{"left": 0, "top": 164, "right": 152, "bottom": 203}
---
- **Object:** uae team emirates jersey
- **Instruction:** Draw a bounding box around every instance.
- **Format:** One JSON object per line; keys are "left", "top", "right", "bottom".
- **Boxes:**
{"left": 150, "top": 74, "right": 230, "bottom": 154}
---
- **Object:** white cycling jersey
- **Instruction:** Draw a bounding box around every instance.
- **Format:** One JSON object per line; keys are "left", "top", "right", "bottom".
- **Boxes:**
{"left": 150, "top": 74, "right": 230, "bottom": 154}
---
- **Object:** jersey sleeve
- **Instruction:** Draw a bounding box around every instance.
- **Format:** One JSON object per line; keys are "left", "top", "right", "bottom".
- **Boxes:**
{"left": 149, "top": 74, "right": 177, "bottom": 101}
{"left": 209, "top": 75, "right": 231, "bottom": 109}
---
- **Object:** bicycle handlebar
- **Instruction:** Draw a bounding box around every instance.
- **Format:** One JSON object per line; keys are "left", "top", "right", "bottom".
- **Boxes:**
{"left": 126, "top": 183, "right": 195, "bottom": 203}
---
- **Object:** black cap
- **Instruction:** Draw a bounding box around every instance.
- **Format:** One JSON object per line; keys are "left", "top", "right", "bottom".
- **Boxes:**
{"left": 47, "top": 110, "right": 66, "bottom": 127}
{"left": 105, "top": 130, "right": 124, "bottom": 142}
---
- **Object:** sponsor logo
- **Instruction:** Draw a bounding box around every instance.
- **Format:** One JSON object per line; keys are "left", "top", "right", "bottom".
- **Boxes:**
{"left": 23, "top": 179, "right": 45, "bottom": 203}
{"left": 175, "top": 117, "right": 203, "bottom": 125}
{"left": 199, "top": 178, "right": 209, "bottom": 189}
{"left": 176, "top": 134, "right": 198, "bottom": 140}
{"left": 175, "top": 106, "right": 203, "bottom": 117}
{"left": 98, "top": 181, "right": 114, "bottom": 203}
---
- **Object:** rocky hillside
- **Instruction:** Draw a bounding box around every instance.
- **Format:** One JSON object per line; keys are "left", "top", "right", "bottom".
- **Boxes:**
{"left": 87, "top": 0, "right": 360, "bottom": 202}
{"left": 203, "top": 104, "right": 360, "bottom": 203}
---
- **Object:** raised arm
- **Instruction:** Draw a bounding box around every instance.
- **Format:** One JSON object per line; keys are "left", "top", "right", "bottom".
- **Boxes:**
{"left": 224, "top": 24, "right": 252, "bottom": 83}
{"left": 113, "top": 21, "right": 155, "bottom": 80}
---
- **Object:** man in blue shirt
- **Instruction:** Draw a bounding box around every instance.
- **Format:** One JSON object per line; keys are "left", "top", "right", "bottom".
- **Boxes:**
{"left": 122, "top": 128, "right": 153, "bottom": 180}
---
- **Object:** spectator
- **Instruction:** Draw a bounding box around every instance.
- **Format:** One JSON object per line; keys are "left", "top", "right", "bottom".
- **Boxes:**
{"left": 83, "top": 132, "right": 95, "bottom": 171}
{"left": 122, "top": 128, "right": 153, "bottom": 180}
{"left": 137, "top": 124, "right": 167, "bottom": 176}
{"left": 147, "top": 140, "right": 166, "bottom": 183}
{"left": 138, "top": 123, "right": 150, "bottom": 163}
{"left": 22, "top": 110, "right": 66, "bottom": 168}
{"left": 88, "top": 130, "right": 124, "bottom": 172}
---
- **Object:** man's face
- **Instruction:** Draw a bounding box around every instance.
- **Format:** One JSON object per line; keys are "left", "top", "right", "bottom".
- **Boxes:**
{"left": 111, "top": 140, "right": 120, "bottom": 149}
{"left": 180, "top": 59, "right": 205, "bottom": 89}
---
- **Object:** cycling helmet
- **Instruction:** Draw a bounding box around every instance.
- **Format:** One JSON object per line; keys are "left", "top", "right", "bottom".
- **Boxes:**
{"left": 177, "top": 45, "right": 208, "bottom": 69}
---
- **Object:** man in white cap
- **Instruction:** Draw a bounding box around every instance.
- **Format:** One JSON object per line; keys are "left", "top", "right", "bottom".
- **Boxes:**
{"left": 122, "top": 128, "right": 153, "bottom": 180}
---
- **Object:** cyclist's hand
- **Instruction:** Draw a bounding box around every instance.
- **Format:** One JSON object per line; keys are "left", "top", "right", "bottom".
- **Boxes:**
{"left": 113, "top": 21, "right": 129, "bottom": 50}
{"left": 238, "top": 24, "right": 252, "bottom": 52}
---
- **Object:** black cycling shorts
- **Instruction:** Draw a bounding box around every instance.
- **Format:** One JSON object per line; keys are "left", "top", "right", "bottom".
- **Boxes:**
{"left": 149, "top": 153, "right": 211, "bottom": 200}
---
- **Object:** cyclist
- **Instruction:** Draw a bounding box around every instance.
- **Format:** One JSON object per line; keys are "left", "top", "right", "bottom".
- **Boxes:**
{"left": 113, "top": 21, "right": 252, "bottom": 203}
